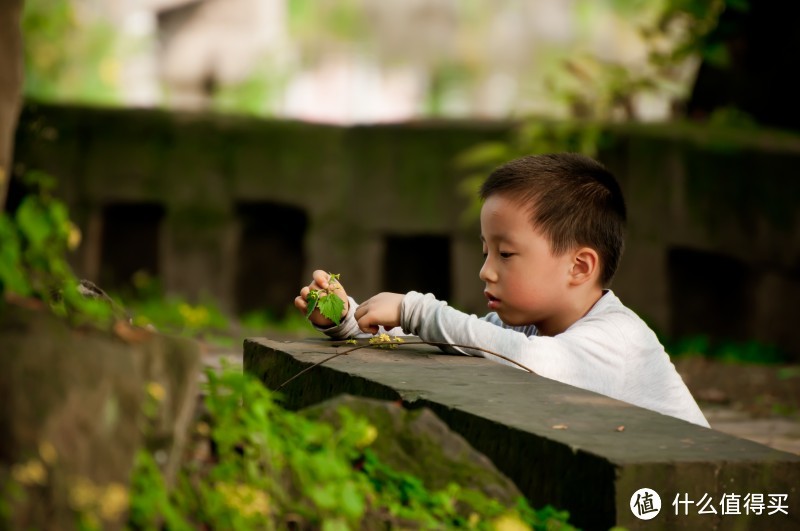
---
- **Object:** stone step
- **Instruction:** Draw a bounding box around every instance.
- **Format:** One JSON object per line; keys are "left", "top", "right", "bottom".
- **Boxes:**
{"left": 244, "top": 337, "right": 799, "bottom": 531}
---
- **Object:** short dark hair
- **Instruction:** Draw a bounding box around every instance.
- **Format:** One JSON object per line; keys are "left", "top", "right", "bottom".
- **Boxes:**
{"left": 479, "top": 153, "right": 627, "bottom": 287}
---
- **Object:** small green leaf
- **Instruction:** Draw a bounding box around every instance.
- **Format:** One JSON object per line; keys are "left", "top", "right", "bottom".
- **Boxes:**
{"left": 338, "top": 481, "right": 366, "bottom": 519}
{"left": 16, "top": 198, "right": 50, "bottom": 247}
{"left": 454, "top": 141, "right": 509, "bottom": 169}
{"left": 306, "top": 297, "right": 317, "bottom": 319}
{"left": 0, "top": 216, "right": 31, "bottom": 296}
{"left": 305, "top": 292, "right": 319, "bottom": 319}
{"left": 318, "top": 293, "right": 345, "bottom": 326}
{"left": 309, "top": 484, "right": 338, "bottom": 510}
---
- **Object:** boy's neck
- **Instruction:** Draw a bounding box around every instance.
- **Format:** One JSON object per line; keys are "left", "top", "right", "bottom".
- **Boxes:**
{"left": 536, "top": 286, "right": 605, "bottom": 337}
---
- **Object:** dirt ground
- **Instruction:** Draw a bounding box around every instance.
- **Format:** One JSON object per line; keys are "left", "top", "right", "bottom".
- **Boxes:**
{"left": 674, "top": 357, "right": 800, "bottom": 455}
{"left": 203, "top": 339, "right": 800, "bottom": 457}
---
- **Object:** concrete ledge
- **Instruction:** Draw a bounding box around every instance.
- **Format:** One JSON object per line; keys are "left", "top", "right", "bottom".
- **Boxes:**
{"left": 244, "top": 337, "right": 799, "bottom": 530}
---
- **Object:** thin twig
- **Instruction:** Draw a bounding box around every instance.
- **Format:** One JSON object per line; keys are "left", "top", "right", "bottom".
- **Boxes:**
{"left": 334, "top": 340, "right": 535, "bottom": 373}
{"left": 276, "top": 351, "right": 348, "bottom": 390}
{"left": 277, "top": 338, "right": 534, "bottom": 390}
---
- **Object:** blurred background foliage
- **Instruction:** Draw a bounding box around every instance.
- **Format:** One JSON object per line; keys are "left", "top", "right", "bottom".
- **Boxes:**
{"left": 21, "top": 0, "right": 122, "bottom": 105}
{"left": 20, "top": 0, "right": 750, "bottom": 124}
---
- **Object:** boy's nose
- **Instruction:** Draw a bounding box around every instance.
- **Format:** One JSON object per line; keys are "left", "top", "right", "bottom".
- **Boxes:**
{"left": 479, "top": 258, "right": 497, "bottom": 283}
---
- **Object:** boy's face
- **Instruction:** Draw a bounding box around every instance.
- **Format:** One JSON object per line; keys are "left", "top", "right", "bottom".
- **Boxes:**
{"left": 479, "top": 193, "right": 575, "bottom": 328}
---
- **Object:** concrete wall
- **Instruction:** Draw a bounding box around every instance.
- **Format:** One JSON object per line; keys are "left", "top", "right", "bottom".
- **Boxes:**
{"left": 11, "top": 103, "right": 800, "bottom": 359}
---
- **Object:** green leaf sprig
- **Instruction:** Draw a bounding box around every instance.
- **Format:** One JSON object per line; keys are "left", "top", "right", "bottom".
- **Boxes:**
{"left": 305, "top": 273, "right": 345, "bottom": 326}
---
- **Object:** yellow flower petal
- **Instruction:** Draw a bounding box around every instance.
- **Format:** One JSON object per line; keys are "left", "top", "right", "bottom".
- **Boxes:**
{"left": 39, "top": 441, "right": 58, "bottom": 465}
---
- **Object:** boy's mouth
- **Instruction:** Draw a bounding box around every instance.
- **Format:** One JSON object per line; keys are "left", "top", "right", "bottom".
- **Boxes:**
{"left": 484, "top": 291, "right": 500, "bottom": 309}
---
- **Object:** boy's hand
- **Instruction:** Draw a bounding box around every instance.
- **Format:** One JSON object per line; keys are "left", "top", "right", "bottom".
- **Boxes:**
{"left": 354, "top": 292, "right": 404, "bottom": 334}
{"left": 295, "top": 270, "right": 349, "bottom": 328}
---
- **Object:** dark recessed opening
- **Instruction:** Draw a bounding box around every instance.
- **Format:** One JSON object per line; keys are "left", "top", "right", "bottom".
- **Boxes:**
{"left": 383, "top": 235, "right": 451, "bottom": 301}
{"left": 235, "top": 202, "right": 307, "bottom": 316}
{"left": 100, "top": 203, "right": 165, "bottom": 292}
{"left": 668, "top": 246, "right": 753, "bottom": 341}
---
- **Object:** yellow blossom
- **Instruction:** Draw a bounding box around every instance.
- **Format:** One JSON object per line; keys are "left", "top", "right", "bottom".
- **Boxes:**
{"left": 67, "top": 222, "right": 82, "bottom": 250}
{"left": 99, "top": 483, "right": 129, "bottom": 521}
{"left": 196, "top": 421, "right": 211, "bottom": 436}
{"left": 146, "top": 381, "right": 166, "bottom": 402}
{"left": 179, "top": 303, "right": 210, "bottom": 329}
{"left": 70, "top": 477, "right": 100, "bottom": 511}
{"left": 39, "top": 441, "right": 58, "bottom": 465}
{"left": 356, "top": 425, "right": 378, "bottom": 449}
{"left": 217, "top": 482, "right": 270, "bottom": 517}
{"left": 370, "top": 333, "right": 397, "bottom": 346}
{"left": 11, "top": 459, "right": 47, "bottom": 486}
{"left": 492, "top": 514, "right": 529, "bottom": 531}
{"left": 468, "top": 513, "right": 481, "bottom": 526}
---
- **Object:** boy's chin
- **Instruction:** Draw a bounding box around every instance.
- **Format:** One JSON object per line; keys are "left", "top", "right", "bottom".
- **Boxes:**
{"left": 497, "top": 312, "right": 532, "bottom": 328}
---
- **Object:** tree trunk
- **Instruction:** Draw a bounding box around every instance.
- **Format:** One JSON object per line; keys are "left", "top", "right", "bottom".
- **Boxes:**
{"left": 0, "top": 0, "right": 24, "bottom": 211}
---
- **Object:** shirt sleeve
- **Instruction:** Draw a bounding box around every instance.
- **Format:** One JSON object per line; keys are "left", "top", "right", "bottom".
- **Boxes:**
{"left": 400, "top": 291, "right": 627, "bottom": 398}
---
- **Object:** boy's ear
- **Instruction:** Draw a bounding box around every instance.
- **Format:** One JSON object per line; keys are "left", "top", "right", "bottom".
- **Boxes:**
{"left": 569, "top": 247, "right": 599, "bottom": 286}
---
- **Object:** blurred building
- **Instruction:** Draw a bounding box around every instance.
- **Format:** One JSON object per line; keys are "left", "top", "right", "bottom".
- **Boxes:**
{"left": 80, "top": 0, "right": 686, "bottom": 123}
{"left": 81, "top": 0, "right": 285, "bottom": 109}
{"left": 154, "top": 0, "right": 287, "bottom": 110}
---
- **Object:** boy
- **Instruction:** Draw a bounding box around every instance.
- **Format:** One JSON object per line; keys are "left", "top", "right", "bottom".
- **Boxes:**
{"left": 294, "top": 153, "right": 709, "bottom": 427}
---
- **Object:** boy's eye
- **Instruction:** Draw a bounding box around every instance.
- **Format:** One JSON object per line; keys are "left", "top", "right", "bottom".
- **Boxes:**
{"left": 500, "top": 252, "right": 514, "bottom": 259}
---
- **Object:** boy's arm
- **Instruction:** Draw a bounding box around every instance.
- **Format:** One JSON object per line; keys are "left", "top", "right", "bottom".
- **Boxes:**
{"left": 312, "top": 288, "right": 621, "bottom": 393}
{"left": 400, "top": 291, "right": 626, "bottom": 392}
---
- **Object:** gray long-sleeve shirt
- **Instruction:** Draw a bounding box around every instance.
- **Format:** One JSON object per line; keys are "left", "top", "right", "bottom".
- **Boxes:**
{"left": 320, "top": 290, "right": 710, "bottom": 427}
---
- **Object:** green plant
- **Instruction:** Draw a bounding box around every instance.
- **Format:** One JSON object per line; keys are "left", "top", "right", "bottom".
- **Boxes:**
{"left": 305, "top": 272, "right": 346, "bottom": 325}
{"left": 102, "top": 270, "right": 317, "bottom": 345}
{"left": 128, "top": 293, "right": 230, "bottom": 338}
{"left": 106, "top": 270, "right": 233, "bottom": 341}
{"left": 454, "top": 1, "right": 750, "bottom": 224}
{"left": 239, "top": 306, "right": 314, "bottom": 335}
{"left": 22, "top": 0, "right": 122, "bottom": 104}
{"left": 0, "top": 171, "right": 112, "bottom": 326}
{"left": 648, "top": 0, "right": 750, "bottom": 71}
{"left": 455, "top": 120, "right": 604, "bottom": 223}
{"left": 128, "top": 365, "right": 575, "bottom": 530}
{"left": 551, "top": 0, "right": 750, "bottom": 123}
{"left": 664, "top": 334, "right": 788, "bottom": 364}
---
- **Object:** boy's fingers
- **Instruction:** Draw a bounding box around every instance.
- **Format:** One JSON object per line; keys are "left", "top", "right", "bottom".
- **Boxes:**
{"left": 355, "top": 306, "right": 378, "bottom": 334}
{"left": 358, "top": 319, "right": 379, "bottom": 335}
{"left": 312, "top": 270, "right": 330, "bottom": 289}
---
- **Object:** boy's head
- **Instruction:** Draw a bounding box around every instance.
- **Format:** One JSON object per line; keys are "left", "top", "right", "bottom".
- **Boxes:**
{"left": 479, "top": 153, "right": 627, "bottom": 287}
